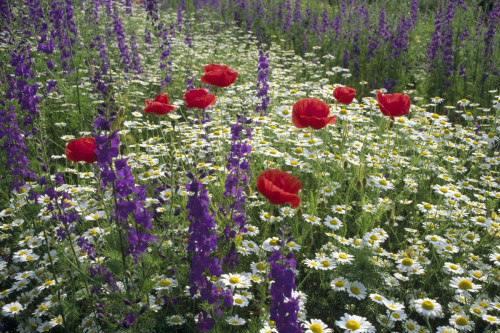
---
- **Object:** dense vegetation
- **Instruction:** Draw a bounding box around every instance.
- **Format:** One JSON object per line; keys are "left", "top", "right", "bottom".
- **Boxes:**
{"left": 0, "top": 0, "right": 499, "bottom": 332}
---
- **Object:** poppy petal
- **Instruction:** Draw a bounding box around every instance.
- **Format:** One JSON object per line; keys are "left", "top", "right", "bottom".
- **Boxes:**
{"left": 184, "top": 88, "right": 216, "bottom": 109}
{"left": 257, "top": 169, "right": 301, "bottom": 208}
{"left": 153, "top": 93, "right": 170, "bottom": 105}
{"left": 377, "top": 91, "right": 410, "bottom": 119}
{"left": 144, "top": 102, "right": 176, "bottom": 115}
{"left": 292, "top": 98, "right": 333, "bottom": 130}
{"left": 65, "top": 137, "right": 97, "bottom": 163}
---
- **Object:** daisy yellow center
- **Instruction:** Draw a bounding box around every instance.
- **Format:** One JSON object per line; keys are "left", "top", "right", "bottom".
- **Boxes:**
{"left": 232, "top": 321, "right": 239, "bottom": 325}
{"left": 476, "top": 217, "right": 485, "bottom": 223}
{"left": 339, "top": 254, "right": 347, "bottom": 259}
{"left": 10, "top": 306, "right": 19, "bottom": 312}
{"left": 374, "top": 296, "right": 382, "bottom": 301}
{"left": 334, "top": 280, "right": 344, "bottom": 288}
{"left": 450, "top": 265, "right": 458, "bottom": 270}
{"left": 256, "top": 263, "right": 266, "bottom": 270}
{"left": 402, "top": 258, "right": 413, "bottom": 266}
{"left": 247, "top": 243, "right": 254, "bottom": 248}
{"left": 423, "top": 203, "right": 432, "bottom": 210}
{"left": 457, "top": 280, "right": 472, "bottom": 290}
{"left": 160, "top": 279, "right": 171, "bottom": 287}
{"left": 421, "top": 300, "right": 434, "bottom": 310}
{"left": 235, "top": 299, "right": 243, "bottom": 304}
{"left": 172, "top": 317, "right": 181, "bottom": 323}
{"left": 321, "top": 260, "right": 330, "bottom": 267}
{"left": 309, "top": 324, "right": 323, "bottom": 333}
{"left": 143, "top": 172, "right": 151, "bottom": 178}
{"left": 89, "top": 230, "right": 97, "bottom": 236}
{"left": 282, "top": 109, "right": 290, "bottom": 115}
{"left": 350, "top": 286, "right": 360, "bottom": 295}
{"left": 455, "top": 317, "right": 468, "bottom": 326}
{"left": 345, "top": 320, "right": 360, "bottom": 330}
{"left": 38, "top": 305, "right": 47, "bottom": 311}
{"left": 473, "top": 272, "right": 482, "bottom": 278}
{"left": 229, "top": 277, "right": 240, "bottom": 284}
{"left": 378, "top": 179, "right": 388, "bottom": 186}
{"left": 392, "top": 313, "right": 401, "bottom": 319}
{"left": 269, "top": 239, "right": 278, "bottom": 246}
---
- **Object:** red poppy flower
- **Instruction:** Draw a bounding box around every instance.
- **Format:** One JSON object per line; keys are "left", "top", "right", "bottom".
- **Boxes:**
{"left": 257, "top": 169, "right": 301, "bottom": 208}
{"left": 184, "top": 88, "right": 216, "bottom": 109}
{"left": 377, "top": 91, "right": 410, "bottom": 120}
{"left": 200, "top": 64, "right": 238, "bottom": 88}
{"left": 292, "top": 98, "right": 337, "bottom": 130}
{"left": 144, "top": 93, "right": 176, "bottom": 115}
{"left": 65, "top": 137, "right": 97, "bottom": 163}
{"left": 333, "top": 86, "right": 356, "bottom": 105}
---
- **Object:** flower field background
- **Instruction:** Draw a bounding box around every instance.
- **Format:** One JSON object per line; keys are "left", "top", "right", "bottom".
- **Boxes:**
{"left": 1, "top": 0, "right": 500, "bottom": 332}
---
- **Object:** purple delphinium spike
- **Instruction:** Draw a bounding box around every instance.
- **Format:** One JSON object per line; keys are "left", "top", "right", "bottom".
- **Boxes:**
{"left": 220, "top": 113, "right": 253, "bottom": 269}
{"left": 125, "top": 0, "right": 132, "bottom": 15}
{"left": 268, "top": 249, "right": 302, "bottom": 332}
{"left": 111, "top": 10, "right": 131, "bottom": 74}
{"left": 483, "top": 2, "right": 500, "bottom": 66}
{"left": 293, "top": 0, "right": 301, "bottom": 23}
{"left": 256, "top": 48, "right": 270, "bottom": 115}
{"left": 129, "top": 33, "right": 142, "bottom": 74}
{"left": 185, "top": 172, "right": 222, "bottom": 305}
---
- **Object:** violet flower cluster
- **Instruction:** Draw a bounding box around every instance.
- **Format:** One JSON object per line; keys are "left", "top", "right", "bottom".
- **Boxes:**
{"left": 255, "top": 49, "right": 270, "bottom": 115}
{"left": 1, "top": 45, "right": 39, "bottom": 190}
{"left": 111, "top": 10, "right": 131, "bottom": 73}
{"left": 93, "top": 116, "right": 155, "bottom": 264}
{"left": 268, "top": 248, "right": 302, "bottom": 333}
{"left": 48, "top": 1, "right": 77, "bottom": 74}
{"left": 220, "top": 114, "right": 253, "bottom": 268}
{"left": 129, "top": 33, "right": 143, "bottom": 74}
{"left": 185, "top": 172, "right": 222, "bottom": 304}
{"left": 483, "top": 2, "right": 500, "bottom": 70}
{"left": 159, "top": 25, "right": 172, "bottom": 87}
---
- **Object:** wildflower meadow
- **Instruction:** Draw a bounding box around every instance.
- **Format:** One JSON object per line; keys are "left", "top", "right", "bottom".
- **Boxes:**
{"left": 1, "top": 0, "right": 500, "bottom": 332}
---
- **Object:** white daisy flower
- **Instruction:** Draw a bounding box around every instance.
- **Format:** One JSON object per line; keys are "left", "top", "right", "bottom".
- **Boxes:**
{"left": 303, "top": 318, "right": 332, "bottom": 333}
{"left": 335, "top": 313, "right": 375, "bottom": 332}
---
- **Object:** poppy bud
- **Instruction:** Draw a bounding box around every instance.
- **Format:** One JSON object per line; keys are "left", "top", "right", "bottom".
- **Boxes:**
{"left": 297, "top": 207, "right": 304, "bottom": 220}
{"left": 244, "top": 184, "right": 253, "bottom": 196}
